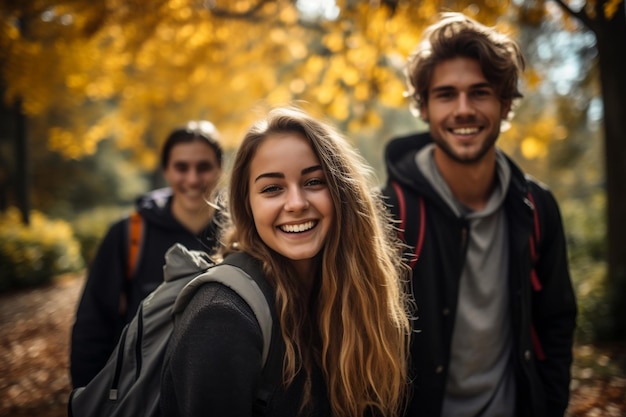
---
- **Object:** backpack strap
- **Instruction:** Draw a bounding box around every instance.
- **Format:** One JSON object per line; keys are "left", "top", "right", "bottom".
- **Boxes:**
{"left": 527, "top": 189, "right": 546, "bottom": 361}
{"left": 119, "top": 211, "right": 145, "bottom": 317}
{"left": 173, "top": 252, "right": 280, "bottom": 415}
{"left": 527, "top": 192, "right": 542, "bottom": 291}
{"left": 174, "top": 253, "right": 273, "bottom": 365}
{"left": 126, "top": 210, "right": 145, "bottom": 280}
{"left": 390, "top": 181, "right": 426, "bottom": 268}
{"left": 221, "top": 252, "right": 282, "bottom": 416}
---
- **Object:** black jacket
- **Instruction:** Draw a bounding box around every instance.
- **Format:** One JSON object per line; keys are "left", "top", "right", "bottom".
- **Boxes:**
{"left": 382, "top": 133, "right": 577, "bottom": 417}
{"left": 70, "top": 188, "right": 222, "bottom": 387}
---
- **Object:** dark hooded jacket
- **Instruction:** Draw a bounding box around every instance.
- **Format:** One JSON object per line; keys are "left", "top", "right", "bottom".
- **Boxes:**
{"left": 381, "top": 133, "right": 577, "bottom": 417}
{"left": 70, "top": 188, "right": 222, "bottom": 387}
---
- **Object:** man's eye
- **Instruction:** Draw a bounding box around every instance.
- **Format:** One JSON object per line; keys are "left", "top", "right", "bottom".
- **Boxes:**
{"left": 473, "top": 90, "right": 490, "bottom": 97}
{"left": 435, "top": 91, "right": 455, "bottom": 99}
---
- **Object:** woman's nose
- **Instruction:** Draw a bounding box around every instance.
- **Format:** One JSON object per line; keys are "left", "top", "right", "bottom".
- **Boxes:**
{"left": 284, "top": 188, "right": 309, "bottom": 212}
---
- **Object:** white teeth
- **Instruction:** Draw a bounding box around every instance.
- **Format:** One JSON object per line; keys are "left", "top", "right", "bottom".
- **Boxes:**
{"left": 185, "top": 190, "right": 206, "bottom": 198}
{"left": 452, "top": 127, "right": 479, "bottom": 135}
{"left": 280, "top": 221, "right": 315, "bottom": 233}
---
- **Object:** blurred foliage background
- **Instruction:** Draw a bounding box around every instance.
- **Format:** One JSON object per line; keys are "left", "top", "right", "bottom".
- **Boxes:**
{"left": 0, "top": 0, "right": 625, "bottom": 344}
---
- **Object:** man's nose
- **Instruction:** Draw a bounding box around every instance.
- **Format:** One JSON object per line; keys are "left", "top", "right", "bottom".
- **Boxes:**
{"left": 454, "top": 93, "right": 476, "bottom": 116}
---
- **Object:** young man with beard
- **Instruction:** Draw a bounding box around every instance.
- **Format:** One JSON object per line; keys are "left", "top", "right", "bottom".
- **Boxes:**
{"left": 382, "top": 13, "right": 577, "bottom": 417}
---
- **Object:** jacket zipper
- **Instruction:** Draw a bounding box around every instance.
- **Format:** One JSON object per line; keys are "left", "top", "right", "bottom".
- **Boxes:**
{"left": 135, "top": 304, "right": 144, "bottom": 379}
{"left": 109, "top": 325, "right": 129, "bottom": 400}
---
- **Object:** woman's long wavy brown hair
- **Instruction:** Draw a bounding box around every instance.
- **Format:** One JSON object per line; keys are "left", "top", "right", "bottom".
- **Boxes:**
{"left": 221, "top": 106, "right": 412, "bottom": 416}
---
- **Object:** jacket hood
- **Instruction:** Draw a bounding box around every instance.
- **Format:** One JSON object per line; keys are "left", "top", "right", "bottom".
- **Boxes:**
{"left": 384, "top": 131, "right": 533, "bottom": 199}
{"left": 135, "top": 187, "right": 172, "bottom": 212}
{"left": 384, "top": 131, "right": 435, "bottom": 194}
{"left": 132, "top": 187, "right": 183, "bottom": 232}
{"left": 163, "top": 243, "right": 213, "bottom": 282}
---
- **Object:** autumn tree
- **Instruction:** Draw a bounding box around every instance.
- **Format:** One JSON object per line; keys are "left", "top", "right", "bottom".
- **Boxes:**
{"left": 515, "top": 0, "right": 626, "bottom": 341}
{"left": 0, "top": 0, "right": 508, "bottom": 214}
{"left": 564, "top": 0, "right": 625, "bottom": 342}
{"left": 1, "top": 0, "right": 624, "bottom": 339}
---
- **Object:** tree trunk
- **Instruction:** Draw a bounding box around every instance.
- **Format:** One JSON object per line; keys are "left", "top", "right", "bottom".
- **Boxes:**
{"left": 555, "top": 0, "right": 626, "bottom": 342}
{"left": 15, "top": 99, "right": 30, "bottom": 225}
{"left": 593, "top": 2, "right": 626, "bottom": 341}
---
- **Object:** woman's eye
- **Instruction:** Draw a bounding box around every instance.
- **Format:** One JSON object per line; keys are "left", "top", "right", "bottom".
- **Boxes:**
{"left": 173, "top": 163, "right": 189, "bottom": 173}
{"left": 306, "top": 178, "right": 326, "bottom": 187}
{"left": 196, "top": 162, "right": 215, "bottom": 173}
{"left": 261, "top": 185, "right": 281, "bottom": 194}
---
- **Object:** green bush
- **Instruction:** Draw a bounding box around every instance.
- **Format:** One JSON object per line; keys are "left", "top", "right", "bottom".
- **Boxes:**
{"left": 561, "top": 193, "right": 610, "bottom": 343}
{"left": 0, "top": 207, "right": 85, "bottom": 292}
{"left": 70, "top": 206, "right": 130, "bottom": 265}
{"left": 572, "top": 262, "right": 611, "bottom": 343}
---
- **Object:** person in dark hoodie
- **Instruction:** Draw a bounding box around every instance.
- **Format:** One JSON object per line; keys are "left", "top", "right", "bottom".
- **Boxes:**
{"left": 70, "top": 121, "right": 224, "bottom": 388}
{"left": 381, "top": 13, "right": 577, "bottom": 417}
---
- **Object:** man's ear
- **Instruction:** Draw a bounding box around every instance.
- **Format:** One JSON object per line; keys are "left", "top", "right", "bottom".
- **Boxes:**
{"left": 501, "top": 99, "right": 512, "bottom": 119}
{"left": 420, "top": 102, "right": 429, "bottom": 123}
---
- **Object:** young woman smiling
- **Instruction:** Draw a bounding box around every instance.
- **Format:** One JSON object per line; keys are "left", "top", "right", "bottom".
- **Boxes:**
{"left": 160, "top": 107, "right": 412, "bottom": 417}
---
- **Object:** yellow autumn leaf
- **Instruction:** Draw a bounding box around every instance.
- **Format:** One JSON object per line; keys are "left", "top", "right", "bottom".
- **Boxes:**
{"left": 521, "top": 136, "right": 548, "bottom": 159}
{"left": 604, "top": 0, "right": 623, "bottom": 19}
{"left": 323, "top": 32, "right": 345, "bottom": 53}
{"left": 354, "top": 82, "right": 371, "bottom": 101}
{"left": 328, "top": 93, "right": 350, "bottom": 121}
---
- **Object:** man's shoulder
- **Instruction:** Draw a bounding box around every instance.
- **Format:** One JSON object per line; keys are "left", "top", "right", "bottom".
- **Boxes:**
{"left": 524, "top": 174, "right": 559, "bottom": 208}
{"left": 500, "top": 151, "right": 554, "bottom": 199}
{"left": 524, "top": 174, "right": 550, "bottom": 192}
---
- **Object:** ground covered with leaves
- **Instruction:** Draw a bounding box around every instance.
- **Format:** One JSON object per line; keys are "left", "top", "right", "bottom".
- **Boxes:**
{"left": 0, "top": 274, "right": 624, "bottom": 417}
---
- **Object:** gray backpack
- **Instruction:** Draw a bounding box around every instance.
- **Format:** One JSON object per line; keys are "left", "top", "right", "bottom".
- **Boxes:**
{"left": 68, "top": 243, "right": 275, "bottom": 417}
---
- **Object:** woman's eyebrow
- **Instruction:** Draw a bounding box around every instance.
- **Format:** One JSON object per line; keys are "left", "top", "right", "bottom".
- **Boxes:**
{"left": 302, "top": 165, "right": 322, "bottom": 175}
{"left": 254, "top": 172, "right": 284, "bottom": 183}
{"left": 254, "top": 165, "right": 322, "bottom": 183}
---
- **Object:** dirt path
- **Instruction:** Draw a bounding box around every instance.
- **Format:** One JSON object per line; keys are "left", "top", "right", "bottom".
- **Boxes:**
{"left": 0, "top": 274, "right": 83, "bottom": 417}
{"left": 0, "top": 273, "right": 625, "bottom": 416}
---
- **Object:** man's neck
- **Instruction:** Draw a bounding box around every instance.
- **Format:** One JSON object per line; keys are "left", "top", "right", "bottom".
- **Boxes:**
{"left": 433, "top": 148, "right": 497, "bottom": 211}
{"left": 171, "top": 201, "right": 215, "bottom": 235}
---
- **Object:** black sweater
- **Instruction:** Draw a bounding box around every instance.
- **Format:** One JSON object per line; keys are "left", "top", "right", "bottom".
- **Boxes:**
{"left": 160, "top": 282, "right": 331, "bottom": 416}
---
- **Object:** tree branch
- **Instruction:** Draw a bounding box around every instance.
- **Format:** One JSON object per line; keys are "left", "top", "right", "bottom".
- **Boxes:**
{"left": 550, "top": 0, "right": 596, "bottom": 31}
{"left": 208, "top": 0, "right": 272, "bottom": 20}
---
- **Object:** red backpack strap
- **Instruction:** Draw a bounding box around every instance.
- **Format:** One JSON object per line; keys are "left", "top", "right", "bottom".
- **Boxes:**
{"left": 527, "top": 190, "right": 546, "bottom": 361}
{"left": 527, "top": 192, "right": 542, "bottom": 292}
{"left": 391, "top": 181, "right": 425, "bottom": 269}
{"left": 391, "top": 181, "right": 407, "bottom": 242}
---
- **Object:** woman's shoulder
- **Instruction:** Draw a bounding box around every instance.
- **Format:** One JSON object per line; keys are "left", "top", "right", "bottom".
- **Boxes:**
{"left": 180, "top": 281, "right": 261, "bottom": 334}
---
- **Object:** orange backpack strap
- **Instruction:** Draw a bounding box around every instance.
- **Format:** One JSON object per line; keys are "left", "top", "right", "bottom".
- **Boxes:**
{"left": 126, "top": 210, "right": 145, "bottom": 280}
{"left": 119, "top": 211, "right": 144, "bottom": 317}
